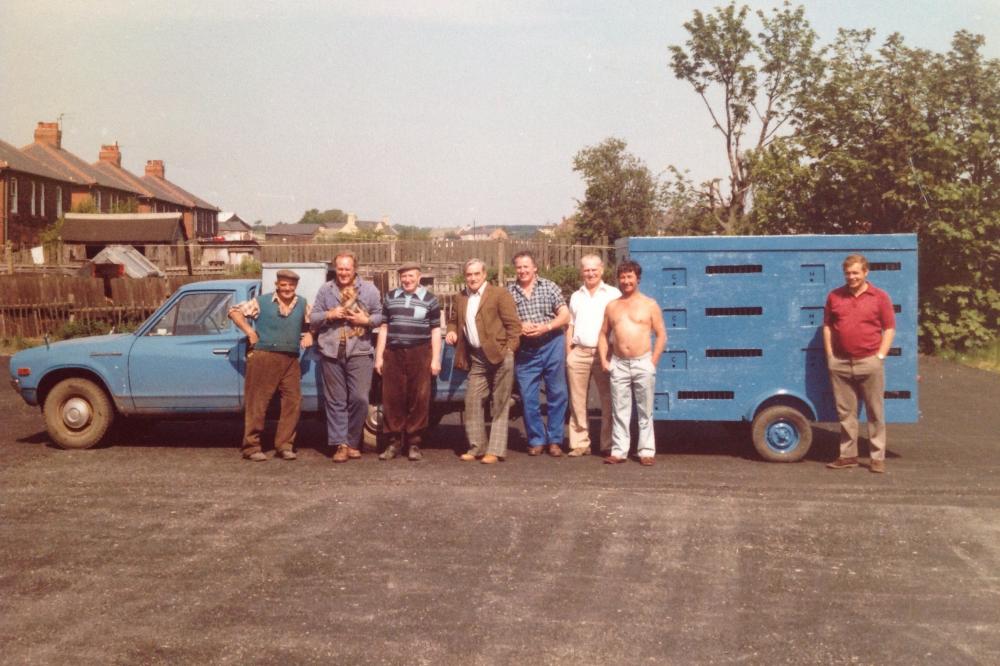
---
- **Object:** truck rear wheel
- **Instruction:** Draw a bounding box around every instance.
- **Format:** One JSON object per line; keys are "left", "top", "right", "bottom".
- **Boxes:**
{"left": 43, "top": 378, "right": 114, "bottom": 450}
{"left": 751, "top": 405, "right": 812, "bottom": 462}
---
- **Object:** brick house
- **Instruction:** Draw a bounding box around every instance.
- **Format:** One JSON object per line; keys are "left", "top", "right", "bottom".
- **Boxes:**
{"left": 19, "top": 122, "right": 144, "bottom": 217}
{"left": 90, "top": 142, "right": 218, "bottom": 240}
{"left": 0, "top": 139, "right": 72, "bottom": 246}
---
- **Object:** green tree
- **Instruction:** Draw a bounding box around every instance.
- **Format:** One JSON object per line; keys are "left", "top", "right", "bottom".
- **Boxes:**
{"left": 669, "top": 1, "right": 822, "bottom": 233}
{"left": 571, "top": 137, "right": 660, "bottom": 243}
{"left": 749, "top": 30, "right": 1000, "bottom": 351}
{"left": 394, "top": 224, "right": 432, "bottom": 240}
{"left": 298, "top": 208, "right": 347, "bottom": 227}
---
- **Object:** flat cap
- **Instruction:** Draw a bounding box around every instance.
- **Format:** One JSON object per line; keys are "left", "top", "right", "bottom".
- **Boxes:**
{"left": 397, "top": 261, "right": 421, "bottom": 273}
{"left": 275, "top": 269, "right": 300, "bottom": 282}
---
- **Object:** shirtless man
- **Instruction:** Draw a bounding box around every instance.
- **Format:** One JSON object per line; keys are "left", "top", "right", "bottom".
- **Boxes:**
{"left": 598, "top": 259, "right": 666, "bottom": 466}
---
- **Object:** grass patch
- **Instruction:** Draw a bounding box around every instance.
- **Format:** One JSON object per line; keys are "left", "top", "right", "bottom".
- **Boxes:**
{"left": 937, "top": 339, "right": 1000, "bottom": 373}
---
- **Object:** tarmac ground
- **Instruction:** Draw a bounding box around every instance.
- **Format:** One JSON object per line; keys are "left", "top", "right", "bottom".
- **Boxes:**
{"left": 1, "top": 355, "right": 998, "bottom": 665}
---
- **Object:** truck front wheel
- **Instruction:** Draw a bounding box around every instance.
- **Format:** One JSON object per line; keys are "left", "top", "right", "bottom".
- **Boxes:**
{"left": 43, "top": 378, "right": 114, "bottom": 450}
{"left": 751, "top": 405, "right": 812, "bottom": 462}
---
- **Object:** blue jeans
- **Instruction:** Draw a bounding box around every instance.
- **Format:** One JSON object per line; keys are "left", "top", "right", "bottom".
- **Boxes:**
{"left": 609, "top": 353, "right": 655, "bottom": 458}
{"left": 515, "top": 332, "right": 568, "bottom": 447}
{"left": 320, "top": 354, "right": 373, "bottom": 449}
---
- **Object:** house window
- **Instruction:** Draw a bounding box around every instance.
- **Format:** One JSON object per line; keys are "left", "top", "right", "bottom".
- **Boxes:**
{"left": 56, "top": 186, "right": 63, "bottom": 217}
{"left": 31, "top": 181, "right": 36, "bottom": 215}
{"left": 95, "top": 190, "right": 102, "bottom": 211}
{"left": 41, "top": 183, "right": 46, "bottom": 216}
{"left": 9, "top": 177, "right": 16, "bottom": 214}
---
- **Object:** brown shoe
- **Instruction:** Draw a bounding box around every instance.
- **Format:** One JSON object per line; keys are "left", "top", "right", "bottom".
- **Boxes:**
{"left": 604, "top": 455, "right": 626, "bottom": 464}
{"left": 459, "top": 452, "right": 478, "bottom": 462}
{"left": 527, "top": 446, "right": 543, "bottom": 456}
{"left": 277, "top": 449, "right": 297, "bottom": 461}
{"left": 639, "top": 456, "right": 655, "bottom": 466}
{"left": 870, "top": 459, "right": 886, "bottom": 474}
{"left": 244, "top": 451, "right": 267, "bottom": 462}
{"left": 332, "top": 444, "right": 350, "bottom": 463}
{"left": 547, "top": 444, "right": 563, "bottom": 457}
{"left": 481, "top": 454, "right": 502, "bottom": 464}
{"left": 347, "top": 447, "right": 362, "bottom": 459}
{"left": 826, "top": 456, "right": 859, "bottom": 469}
{"left": 567, "top": 447, "right": 591, "bottom": 457}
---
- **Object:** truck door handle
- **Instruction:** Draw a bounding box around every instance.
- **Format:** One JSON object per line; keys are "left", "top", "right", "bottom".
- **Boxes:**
{"left": 212, "top": 348, "right": 230, "bottom": 355}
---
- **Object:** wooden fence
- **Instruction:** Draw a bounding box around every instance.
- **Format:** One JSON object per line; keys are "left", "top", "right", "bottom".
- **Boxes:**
{"left": 0, "top": 275, "right": 204, "bottom": 339}
{"left": 2, "top": 239, "right": 613, "bottom": 276}
{"left": 0, "top": 239, "right": 613, "bottom": 339}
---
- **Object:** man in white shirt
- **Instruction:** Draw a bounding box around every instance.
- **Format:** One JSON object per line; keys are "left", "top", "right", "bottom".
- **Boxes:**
{"left": 565, "top": 254, "right": 621, "bottom": 457}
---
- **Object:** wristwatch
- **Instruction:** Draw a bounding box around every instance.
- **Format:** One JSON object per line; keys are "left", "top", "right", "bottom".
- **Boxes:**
{"left": 876, "top": 353, "right": 885, "bottom": 360}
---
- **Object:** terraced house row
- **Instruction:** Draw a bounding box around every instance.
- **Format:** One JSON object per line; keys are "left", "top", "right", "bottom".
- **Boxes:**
{"left": 0, "top": 121, "right": 219, "bottom": 248}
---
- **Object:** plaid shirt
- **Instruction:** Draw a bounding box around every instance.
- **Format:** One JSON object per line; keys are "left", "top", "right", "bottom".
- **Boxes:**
{"left": 231, "top": 292, "right": 305, "bottom": 320}
{"left": 508, "top": 276, "right": 565, "bottom": 324}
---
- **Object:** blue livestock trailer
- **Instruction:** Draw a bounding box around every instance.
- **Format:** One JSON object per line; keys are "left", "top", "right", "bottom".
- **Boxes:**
{"left": 616, "top": 234, "right": 919, "bottom": 462}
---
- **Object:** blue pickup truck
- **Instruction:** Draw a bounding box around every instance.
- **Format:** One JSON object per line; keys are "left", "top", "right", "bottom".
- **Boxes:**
{"left": 8, "top": 266, "right": 469, "bottom": 450}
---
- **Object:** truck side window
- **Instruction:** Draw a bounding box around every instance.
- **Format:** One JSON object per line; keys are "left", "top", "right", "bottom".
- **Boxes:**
{"left": 147, "top": 293, "right": 235, "bottom": 336}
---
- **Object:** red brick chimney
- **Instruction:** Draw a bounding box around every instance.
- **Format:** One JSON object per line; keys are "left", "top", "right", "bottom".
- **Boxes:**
{"left": 99, "top": 142, "right": 122, "bottom": 167}
{"left": 145, "top": 159, "right": 165, "bottom": 178}
{"left": 34, "top": 121, "right": 62, "bottom": 148}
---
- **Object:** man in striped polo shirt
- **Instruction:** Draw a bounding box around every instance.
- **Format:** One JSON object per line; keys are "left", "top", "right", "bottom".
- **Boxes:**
{"left": 374, "top": 262, "right": 442, "bottom": 461}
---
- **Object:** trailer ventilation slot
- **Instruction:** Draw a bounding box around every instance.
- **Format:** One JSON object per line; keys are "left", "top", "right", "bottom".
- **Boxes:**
{"left": 705, "top": 349, "right": 762, "bottom": 357}
{"left": 705, "top": 307, "right": 763, "bottom": 316}
{"left": 884, "top": 391, "right": 911, "bottom": 399}
{"left": 893, "top": 304, "right": 902, "bottom": 313}
{"left": 888, "top": 347, "right": 902, "bottom": 356}
{"left": 677, "top": 391, "right": 735, "bottom": 400}
{"left": 870, "top": 262, "right": 901, "bottom": 271}
{"left": 705, "top": 264, "right": 763, "bottom": 274}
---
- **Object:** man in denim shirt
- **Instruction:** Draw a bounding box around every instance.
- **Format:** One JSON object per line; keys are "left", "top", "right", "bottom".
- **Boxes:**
{"left": 310, "top": 251, "right": 383, "bottom": 462}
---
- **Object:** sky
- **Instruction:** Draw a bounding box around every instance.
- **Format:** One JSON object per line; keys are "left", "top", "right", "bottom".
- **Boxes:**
{"left": 2, "top": 0, "right": 998, "bottom": 228}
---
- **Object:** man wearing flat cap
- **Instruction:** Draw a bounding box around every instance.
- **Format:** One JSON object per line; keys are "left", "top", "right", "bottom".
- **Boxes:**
{"left": 374, "top": 261, "right": 442, "bottom": 461}
{"left": 229, "top": 269, "right": 313, "bottom": 461}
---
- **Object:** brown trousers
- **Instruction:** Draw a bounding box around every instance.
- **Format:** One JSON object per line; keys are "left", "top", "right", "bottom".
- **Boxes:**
{"left": 827, "top": 354, "right": 887, "bottom": 461}
{"left": 242, "top": 350, "right": 301, "bottom": 455}
{"left": 381, "top": 343, "right": 433, "bottom": 446}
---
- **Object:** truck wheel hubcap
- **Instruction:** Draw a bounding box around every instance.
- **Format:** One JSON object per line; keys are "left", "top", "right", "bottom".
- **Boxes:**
{"left": 62, "top": 398, "right": 92, "bottom": 430}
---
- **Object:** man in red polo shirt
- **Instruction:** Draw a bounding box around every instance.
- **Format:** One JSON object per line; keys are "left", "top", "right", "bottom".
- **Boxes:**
{"left": 823, "top": 254, "right": 896, "bottom": 473}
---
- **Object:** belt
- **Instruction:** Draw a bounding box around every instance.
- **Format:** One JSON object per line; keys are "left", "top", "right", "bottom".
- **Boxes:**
{"left": 520, "top": 329, "right": 562, "bottom": 349}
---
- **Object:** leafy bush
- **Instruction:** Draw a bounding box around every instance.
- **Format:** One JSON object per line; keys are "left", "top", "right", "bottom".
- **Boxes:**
{"left": 231, "top": 258, "right": 262, "bottom": 278}
{"left": 55, "top": 320, "right": 113, "bottom": 340}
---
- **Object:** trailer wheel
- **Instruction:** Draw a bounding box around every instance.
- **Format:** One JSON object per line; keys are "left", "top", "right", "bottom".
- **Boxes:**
{"left": 361, "top": 404, "right": 382, "bottom": 452}
{"left": 751, "top": 405, "right": 812, "bottom": 462}
{"left": 43, "top": 378, "right": 114, "bottom": 450}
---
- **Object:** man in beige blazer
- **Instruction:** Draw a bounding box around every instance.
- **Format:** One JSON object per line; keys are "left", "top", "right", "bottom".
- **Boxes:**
{"left": 445, "top": 258, "right": 522, "bottom": 463}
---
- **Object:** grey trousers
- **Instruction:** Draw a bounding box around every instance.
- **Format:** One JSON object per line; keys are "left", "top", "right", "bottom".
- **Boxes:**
{"left": 609, "top": 353, "right": 656, "bottom": 458}
{"left": 827, "top": 355, "right": 887, "bottom": 461}
{"left": 464, "top": 350, "right": 515, "bottom": 457}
